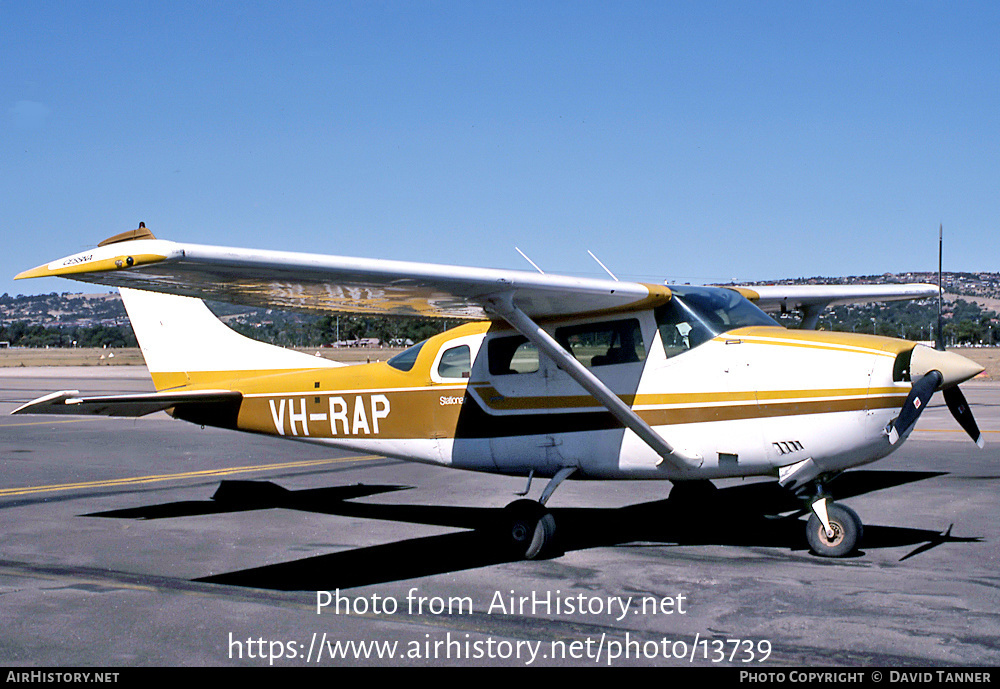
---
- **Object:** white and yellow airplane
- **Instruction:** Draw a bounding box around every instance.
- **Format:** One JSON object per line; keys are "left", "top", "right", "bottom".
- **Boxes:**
{"left": 12, "top": 225, "right": 985, "bottom": 559}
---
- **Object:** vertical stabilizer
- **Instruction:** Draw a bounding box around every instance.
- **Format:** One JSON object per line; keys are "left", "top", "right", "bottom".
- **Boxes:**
{"left": 120, "top": 287, "right": 341, "bottom": 390}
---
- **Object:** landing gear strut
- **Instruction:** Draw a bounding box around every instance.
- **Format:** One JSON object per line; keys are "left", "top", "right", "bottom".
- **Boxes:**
{"left": 781, "top": 463, "right": 864, "bottom": 557}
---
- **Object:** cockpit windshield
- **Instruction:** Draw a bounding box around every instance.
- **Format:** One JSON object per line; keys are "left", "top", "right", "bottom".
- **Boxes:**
{"left": 655, "top": 286, "right": 778, "bottom": 358}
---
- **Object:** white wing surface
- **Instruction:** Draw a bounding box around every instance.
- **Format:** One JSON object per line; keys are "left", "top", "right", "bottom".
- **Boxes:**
{"left": 16, "top": 230, "right": 937, "bottom": 322}
{"left": 731, "top": 283, "right": 938, "bottom": 329}
{"left": 16, "top": 236, "right": 669, "bottom": 320}
{"left": 741, "top": 284, "right": 939, "bottom": 313}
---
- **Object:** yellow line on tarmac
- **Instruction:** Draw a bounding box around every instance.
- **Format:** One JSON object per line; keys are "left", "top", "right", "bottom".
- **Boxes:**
{"left": 0, "top": 418, "right": 94, "bottom": 428}
{"left": 0, "top": 455, "right": 382, "bottom": 498}
{"left": 915, "top": 429, "right": 1000, "bottom": 434}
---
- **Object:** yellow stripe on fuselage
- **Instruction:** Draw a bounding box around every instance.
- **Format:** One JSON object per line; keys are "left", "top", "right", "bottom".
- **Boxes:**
{"left": 727, "top": 326, "right": 914, "bottom": 357}
{"left": 225, "top": 382, "right": 906, "bottom": 440}
{"left": 469, "top": 385, "right": 905, "bottom": 412}
{"left": 149, "top": 321, "right": 911, "bottom": 440}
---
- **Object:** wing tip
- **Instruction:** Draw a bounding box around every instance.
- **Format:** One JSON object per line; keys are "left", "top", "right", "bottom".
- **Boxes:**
{"left": 11, "top": 390, "right": 80, "bottom": 415}
{"left": 14, "top": 264, "right": 52, "bottom": 280}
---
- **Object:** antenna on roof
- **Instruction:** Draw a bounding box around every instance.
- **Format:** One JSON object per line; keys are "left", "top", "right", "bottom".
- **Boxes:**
{"left": 515, "top": 247, "right": 545, "bottom": 274}
{"left": 587, "top": 250, "right": 619, "bottom": 281}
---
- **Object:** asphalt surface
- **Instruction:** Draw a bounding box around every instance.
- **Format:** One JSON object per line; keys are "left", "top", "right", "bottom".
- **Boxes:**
{"left": 1, "top": 367, "right": 998, "bottom": 667}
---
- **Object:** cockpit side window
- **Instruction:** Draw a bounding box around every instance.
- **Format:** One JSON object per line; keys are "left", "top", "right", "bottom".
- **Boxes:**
{"left": 655, "top": 287, "right": 778, "bottom": 359}
{"left": 438, "top": 344, "right": 472, "bottom": 379}
{"left": 555, "top": 319, "right": 646, "bottom": 368}
{"left": 656, "top": 300, "right": 704, "bottom": 357}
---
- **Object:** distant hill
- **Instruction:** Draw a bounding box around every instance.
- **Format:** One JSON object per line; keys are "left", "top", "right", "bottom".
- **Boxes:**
{"left": 2, "top": 272, "right": 998, "bottom": 347}
{"left": 0, "top": 291, "right": 445, "bottom": 349}
{"left": 743, "top": 271, "right": 1000, "bottom": 309}
{"left": 5, "top": 271, "right": 999, "bottom": 326}
{"left": 0, "top": 292, "right": 128, "bottom": 327}
{"left": 0, "top": 291, "right": 287, "bottom": 327}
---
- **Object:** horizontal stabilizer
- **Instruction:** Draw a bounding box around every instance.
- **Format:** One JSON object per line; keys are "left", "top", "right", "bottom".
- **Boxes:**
{"left": 11, "top": 389, "right": 242, "bottom": 418}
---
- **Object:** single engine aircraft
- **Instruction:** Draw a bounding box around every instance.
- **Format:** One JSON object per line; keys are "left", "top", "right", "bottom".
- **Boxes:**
{"left": 12, "top": 225, "right": 985, "bottom": 559}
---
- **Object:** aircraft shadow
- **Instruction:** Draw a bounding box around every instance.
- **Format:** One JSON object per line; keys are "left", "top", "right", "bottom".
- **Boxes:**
{"left": 83, "top": 470, "right": 980, "bottom": 591}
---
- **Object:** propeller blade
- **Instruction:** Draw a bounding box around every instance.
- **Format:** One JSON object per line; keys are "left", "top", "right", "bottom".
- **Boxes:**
{"left": 888, "top": 371, "right": 943, "bottom": 445}
{"left": 943, "top": 385, "right": 985, "bottom": 448}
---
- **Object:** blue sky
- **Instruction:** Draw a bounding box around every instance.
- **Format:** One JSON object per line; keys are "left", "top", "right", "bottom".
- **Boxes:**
{"left": 3, "top": 1, "right": 998, "bottom": 298}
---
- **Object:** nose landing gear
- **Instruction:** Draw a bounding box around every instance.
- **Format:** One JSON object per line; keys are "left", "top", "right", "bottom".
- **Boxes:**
{"left": 806, "top": 499, "right": 863, "bottom": 557}
{"left": 785, "top": 469, "right": 864, "bottom": 557}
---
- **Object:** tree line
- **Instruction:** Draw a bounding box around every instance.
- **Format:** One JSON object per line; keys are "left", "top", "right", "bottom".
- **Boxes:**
{"left": 2, "top": 298, "right": 996, "bottom": 349}
{"left": 0, "top": 322, "right": 137, "bottom": 349}
{"left": 798, "top": 298, "right": 998, "bottom": 346}
{"left": 0, "top": 314, "right": 450, "bottom": 349}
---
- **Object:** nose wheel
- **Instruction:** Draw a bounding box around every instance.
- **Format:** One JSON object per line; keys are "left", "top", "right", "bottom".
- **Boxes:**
{"left": 806, "top": 500, "right": 863, "bottom": 557}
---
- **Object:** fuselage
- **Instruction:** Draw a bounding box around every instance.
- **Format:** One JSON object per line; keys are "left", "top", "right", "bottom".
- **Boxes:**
{"left": 174, "top": 304, "right": 919, "bottom": 484}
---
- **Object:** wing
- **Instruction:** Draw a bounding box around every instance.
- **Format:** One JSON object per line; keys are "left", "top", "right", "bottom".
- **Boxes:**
{"left": 13, "top": 228, "right": 699, "bottom": 470}
{"left": 16, "top": 231, "right": 670, "bottom": 320}
{"left": 741, "top": 284, "right": 939, "bottom": 311}
{"left": 735, "top": 283, "right": 938, "bottom": 328}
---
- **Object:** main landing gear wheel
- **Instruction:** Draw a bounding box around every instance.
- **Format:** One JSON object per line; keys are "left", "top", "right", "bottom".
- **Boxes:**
{"left": 806, "top": 503, "right": 863, "bottom": 557}
{"left": 503, "top": 499, "right": 556, "bottom": 560}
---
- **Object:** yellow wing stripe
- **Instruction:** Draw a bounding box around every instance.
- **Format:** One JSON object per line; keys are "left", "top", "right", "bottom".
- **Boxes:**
{"left": 15, "top": 252, "right": 167, "bottom": 280}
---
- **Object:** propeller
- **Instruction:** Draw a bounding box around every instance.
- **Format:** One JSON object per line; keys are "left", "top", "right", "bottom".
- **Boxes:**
{"left": 887, "top": 226, "right": 985, "bottom": 447}
{"left": 935, "top": 226, "right": 984, "bottom": 447}
{"left": 887, "top": 370, "right": 942, "bottom": 445}
{"left": 943, "top": 385, "right": 985, "bottom": 448}
{"left": 886, "top": 366, "right": 984, "bottom": 447}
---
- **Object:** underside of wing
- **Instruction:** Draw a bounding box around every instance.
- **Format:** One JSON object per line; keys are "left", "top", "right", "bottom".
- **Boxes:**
{"left": 740, "top": 284, "right": 938, "bottom": 313}
{"left": 735, "top": 283, "right": 938, "bottom": 329}
{"left": 16, "top": 229, "right": 670, "bottom": 320}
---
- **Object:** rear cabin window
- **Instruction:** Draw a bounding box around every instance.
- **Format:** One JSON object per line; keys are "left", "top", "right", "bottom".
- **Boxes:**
{"left": 387, "top": 341, "right": 425, "bottom": 372}
{"left": 437, "top": 345, "right": 471, "bottom": 379}
{"left": 555, "top": 319, "right": 646, "bottom": 368}
{"left": 488, "top": 336, "right": 540, "bottom": 375}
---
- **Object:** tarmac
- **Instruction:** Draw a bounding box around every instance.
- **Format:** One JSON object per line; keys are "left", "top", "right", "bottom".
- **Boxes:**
{"left": 1, "top": 367, "right": 998, "bottom": 667}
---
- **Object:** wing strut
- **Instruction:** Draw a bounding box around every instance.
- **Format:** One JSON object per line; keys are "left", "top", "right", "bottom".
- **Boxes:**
{"left": 485, "top": 294, "right": 703, "bottom": 472}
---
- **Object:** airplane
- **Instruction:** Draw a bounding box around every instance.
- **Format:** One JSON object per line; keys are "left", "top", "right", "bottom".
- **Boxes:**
{"left": 11, "top": 224, "right": 985, "bottom": 560}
